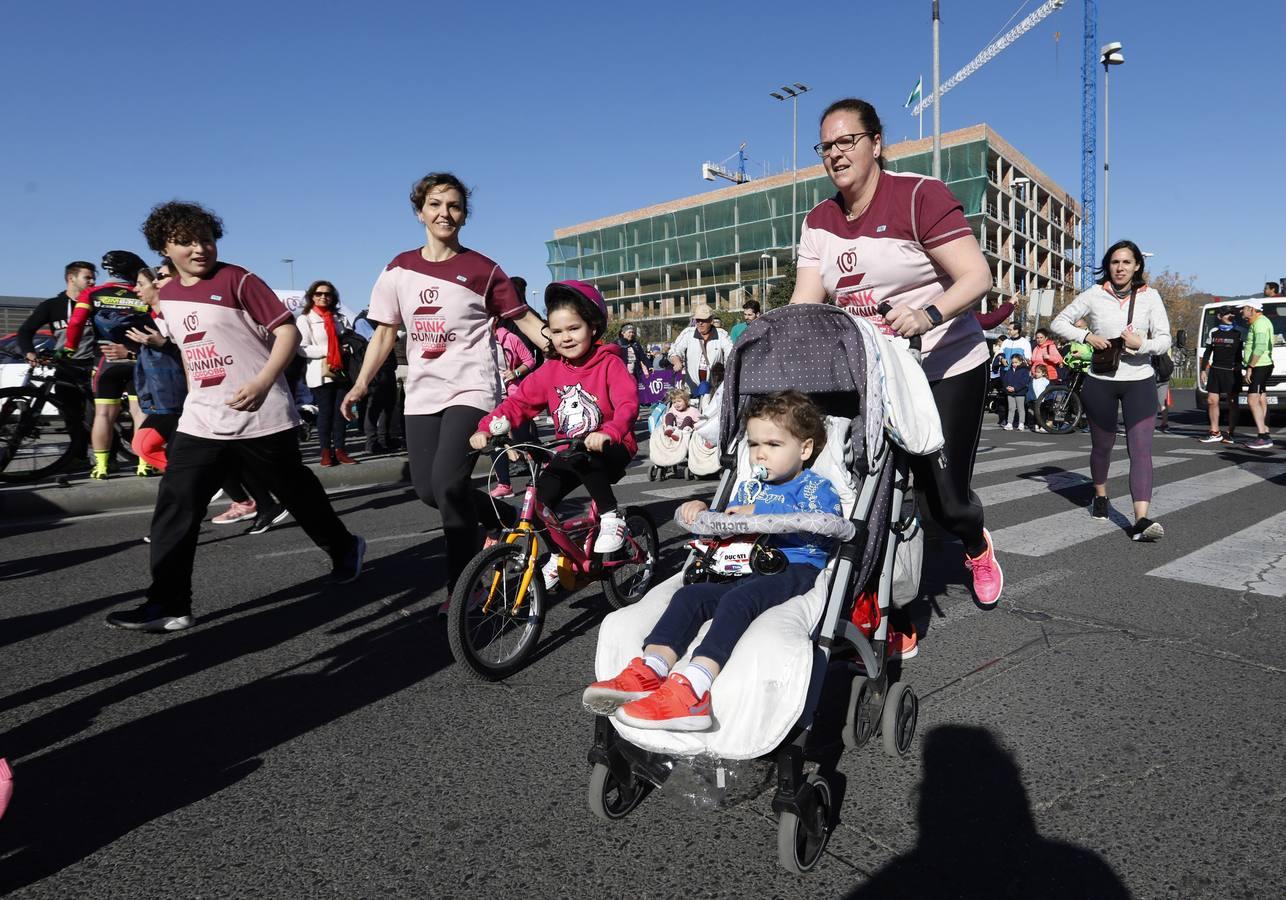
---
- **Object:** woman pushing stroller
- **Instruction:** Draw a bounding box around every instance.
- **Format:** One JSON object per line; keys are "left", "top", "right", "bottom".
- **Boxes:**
{"left": 583, "top": 391, "right": 840, "bottom": 731}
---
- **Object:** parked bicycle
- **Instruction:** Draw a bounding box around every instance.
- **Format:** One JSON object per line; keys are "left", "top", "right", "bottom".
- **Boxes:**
{"left": 0, "top": 352, "right": 136, "bottom": 482}
{"left": 447, "top": 434, "right": 659, "bottom": 681}
{"left": 1036, "top": 366, "right": 1087, "bottom": 435}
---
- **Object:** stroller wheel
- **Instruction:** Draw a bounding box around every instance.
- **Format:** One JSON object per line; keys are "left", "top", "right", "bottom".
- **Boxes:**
{"left": 843, "top": 675, "right": 877, "bottom": 749}
{"left": 881, "top": 681, "right": 919, "bottom": 758}
{"left": 587, "top": 761, "right": 650, "bottom": 821}
{"left": 648, "top": 465, "right": 660, "bottom": 482}
{"left": 777, "top": 774, "right": 832, "bottom": 874}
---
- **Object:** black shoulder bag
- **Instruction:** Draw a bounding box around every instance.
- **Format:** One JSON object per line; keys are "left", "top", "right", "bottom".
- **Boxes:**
{"left": 1090, "top": 288, "right": 1136, "bottom": 376}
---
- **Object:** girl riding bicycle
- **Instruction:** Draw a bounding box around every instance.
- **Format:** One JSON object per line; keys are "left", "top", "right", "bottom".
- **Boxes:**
{"left": 470, "top": 280, "right": 640, "bottom": 581}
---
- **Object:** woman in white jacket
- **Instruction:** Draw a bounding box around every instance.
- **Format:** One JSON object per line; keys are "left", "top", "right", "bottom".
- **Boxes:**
{"left": 1051, "top": 240, "right": 1170, "bottom": 541}
{"left": 298, "top": 281, "right": 358, "bottom": 466}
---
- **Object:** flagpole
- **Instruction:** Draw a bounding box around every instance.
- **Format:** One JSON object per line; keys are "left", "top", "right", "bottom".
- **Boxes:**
{"left": 918, "top": 73, "right": 923, "bottom": 140}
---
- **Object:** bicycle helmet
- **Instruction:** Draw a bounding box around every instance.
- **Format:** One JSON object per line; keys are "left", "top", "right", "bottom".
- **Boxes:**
{"left": 544, "top": 280, "right": 608, "bottom": 338}
{"left": 102, "top": 250, "right": 149, "bottom": 284}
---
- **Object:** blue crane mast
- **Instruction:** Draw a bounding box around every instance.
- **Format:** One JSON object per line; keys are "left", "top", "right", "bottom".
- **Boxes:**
{"left": 1081, "top": 0, "right": 1097, "bottom": 289}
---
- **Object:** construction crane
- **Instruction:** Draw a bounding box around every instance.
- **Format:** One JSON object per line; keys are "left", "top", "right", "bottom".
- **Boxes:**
{"left": 701, "top": 143, "right": 751, "bottom": 185}
{"left": 912, "top": 0, "right": 1066, "bottom": 118}
{"left": 1081, "top": 0, "right": 1097, "bottom": 289}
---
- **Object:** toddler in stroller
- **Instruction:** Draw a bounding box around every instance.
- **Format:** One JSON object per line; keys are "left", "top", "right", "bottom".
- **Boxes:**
{"left": 586, "top": 390, "right": 841, "bottom": 731}
{"left": 584, "top": 304, "right": 924, "bottom": 873}
{"left": 647, "top": 386, "right": 699, "bottom": 480}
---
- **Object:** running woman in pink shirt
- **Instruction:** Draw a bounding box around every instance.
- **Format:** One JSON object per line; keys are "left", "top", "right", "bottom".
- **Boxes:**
{"left": 470, "top": 281, "right": 640, "bottom": 590}
{"left": 106, "top": 202, "right": 365, "bottom": 633}
{"left": 343, "top": 173, "right": 550, "bottom": 593}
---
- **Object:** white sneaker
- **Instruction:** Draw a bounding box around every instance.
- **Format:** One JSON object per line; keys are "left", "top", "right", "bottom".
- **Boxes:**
{"left": 542, "top": 555, "right": 561, "bottom": 592}
{"left": 1001, "top": 424, "right": 1012, "bottom": 431}
{"left": 593, "top": 511, "right": 627, "bottom": 554}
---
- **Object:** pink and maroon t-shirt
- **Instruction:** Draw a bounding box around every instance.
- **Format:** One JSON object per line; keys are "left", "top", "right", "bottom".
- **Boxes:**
{"left": 797, "top": 170, "right": 988, "bottom": 381}
{"left": 367, "top": 248, "right": 529, "bottom": 415}
{"left": 159, "top": 263, "right": 300, "bottom": 440}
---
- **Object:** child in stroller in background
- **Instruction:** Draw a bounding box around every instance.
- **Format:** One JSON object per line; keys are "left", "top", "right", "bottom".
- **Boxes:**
{"left": 662, "top": 386, "right": 701, "bottom": 439}
{"left": 648, "top": 386, "right": 704, "bottom": 481}
{"left": 586, "top": 391, "right": 840, "bottom": 731}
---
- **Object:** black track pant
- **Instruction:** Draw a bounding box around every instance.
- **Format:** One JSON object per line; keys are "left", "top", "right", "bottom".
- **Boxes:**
{"left": 147, "top": 429, "right": 355, "bottom": 612}
{"left": 535, "top": 443, "right": 631, "bottom": 512}
{"left": 404, "top": 407, "right": 506, "bottom": 591}
{"left": 1080, "top": 375, "right": 1157, "bottom": 502}
{"left": 909, "top": 361, "right": 988, "bottom": 557}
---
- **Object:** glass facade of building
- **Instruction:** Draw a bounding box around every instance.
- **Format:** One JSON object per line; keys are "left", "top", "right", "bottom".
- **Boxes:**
{"left": 547, "top": 127, "right": 1080, "bottom": 337}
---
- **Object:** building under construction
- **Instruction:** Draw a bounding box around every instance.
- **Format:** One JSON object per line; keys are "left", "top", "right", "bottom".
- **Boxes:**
{"left": 546, "top": 124, "right": 1082, "bottom": 338}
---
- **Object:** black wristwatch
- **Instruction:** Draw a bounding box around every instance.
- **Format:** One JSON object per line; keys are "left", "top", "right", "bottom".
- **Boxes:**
{"left": 923, "top": 304, "right": 944, "bottom": 327}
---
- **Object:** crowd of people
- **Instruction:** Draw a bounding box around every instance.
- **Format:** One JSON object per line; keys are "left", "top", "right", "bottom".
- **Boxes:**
{"left": 10, "top": 95, "right": 1275, "bottom": 689}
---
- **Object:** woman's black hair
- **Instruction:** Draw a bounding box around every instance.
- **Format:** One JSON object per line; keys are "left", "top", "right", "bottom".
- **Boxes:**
{"left": 819, "top": 98, "right": 885, "bottom": 170}
{"left": 1094, "top": 239, "right": 1147, "bottom": 291}
{"left": 301, "top": 280, "right": 340, "bottom": 314}
{"left": 544, "top": 284, "right": 606, "bottom": 358}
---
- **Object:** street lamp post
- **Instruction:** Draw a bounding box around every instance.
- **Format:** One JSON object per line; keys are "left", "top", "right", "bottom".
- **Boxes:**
{"left": 760, "top": 252, "right": 771, "bottom": 307}
{"left": 769, "top": 83, "right": 811, "bottom": 260}
{"left": 1100, "top": 42, "right": 1124, "bottom": 249}
{"left": 932, "top": 0, "right": 942, "bottom": 178}
{"left": 281, "top": 257, "right": 295, "bottom": 290}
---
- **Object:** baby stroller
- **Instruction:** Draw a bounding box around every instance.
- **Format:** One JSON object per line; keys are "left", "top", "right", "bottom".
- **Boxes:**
{"left": 647, "top": 407, "right": 690, "bottom": 481}
{"left": 586, "top": 304, "right": 924, "bottom": 873}
{"left": 685, "top": 428, "right": 721, "bottom": 478}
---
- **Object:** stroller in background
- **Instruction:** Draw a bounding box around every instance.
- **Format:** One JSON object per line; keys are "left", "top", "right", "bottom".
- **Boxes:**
{"left": 586, "top": 304, "right": 924, "bottom": 873}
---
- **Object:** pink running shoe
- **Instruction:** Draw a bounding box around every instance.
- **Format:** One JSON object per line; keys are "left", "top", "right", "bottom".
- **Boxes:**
{"left": 489, "top": 484, "right": 514, "bottom": 499}
{"left": 964, "top": 528, "right": 1003, "bottom": 608}
{"left": 582, "top": 657, "right": 664, "bottom": 714}
{"left": 212, "top": 500, "right": 257, "bottom": 525}
{"left": 0, "top": 758, "right": 12, "bottom": 821}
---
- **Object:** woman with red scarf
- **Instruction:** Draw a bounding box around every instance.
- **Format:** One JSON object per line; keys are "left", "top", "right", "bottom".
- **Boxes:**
{"left": 298, "top": 280, "right": 358, "bottom": 466}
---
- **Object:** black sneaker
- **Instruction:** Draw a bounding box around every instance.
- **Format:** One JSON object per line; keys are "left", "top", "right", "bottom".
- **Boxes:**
{"left": 1090, "top": 496, "right": 1110, "bottom": 520}
{"left": 105, "top": 602, "right": 194, "bottom": 633}
{"left": 245, "top": 504, "right": 290, "bottom": 535}
{"left": 1130, "top": 518, "right": 1164, "bottom": 542}
{"left": 333, "top": 535, "right": 367, "bottom": 584}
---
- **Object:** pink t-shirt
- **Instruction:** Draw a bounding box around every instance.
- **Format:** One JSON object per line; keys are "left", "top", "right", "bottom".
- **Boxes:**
{"left": 367, "top": 248, "right": 529, "bottom": 415}
{"left": 797, "top": 170, "right": 988, "bottom": 381}
{"left": 159, "top": 262, "right": 299, "bottom": 440}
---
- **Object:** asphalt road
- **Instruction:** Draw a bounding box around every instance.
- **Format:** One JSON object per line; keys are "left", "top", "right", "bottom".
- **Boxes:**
{"left": 2, "top": 412, "right": 1284, "bottom": 898}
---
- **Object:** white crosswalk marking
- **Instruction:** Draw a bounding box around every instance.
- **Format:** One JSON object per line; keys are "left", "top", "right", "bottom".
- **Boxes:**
{"left": 644, "top": 483, "right": 718, "bottom": 500}
{"left": 989, "top": 460, "right": 1281, "bottom": 556}
{"left": 971, "top": 449, "right": 1086, "bottom": 476}
{"left": 975, "top": 455, "right": 1189, "bottom": 507}
{"left": 1147, "top": 510, "right": 1286, "bottom": 597}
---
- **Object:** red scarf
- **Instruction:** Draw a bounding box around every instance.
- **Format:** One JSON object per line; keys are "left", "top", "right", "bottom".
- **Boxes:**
{"left": 316, "top": 307, "right": 343, "bottom": 373}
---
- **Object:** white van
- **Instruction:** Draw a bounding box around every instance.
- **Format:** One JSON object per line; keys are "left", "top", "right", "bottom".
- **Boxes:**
{"left": 1193, "top": 297, "right": 1285, "bottom": 410}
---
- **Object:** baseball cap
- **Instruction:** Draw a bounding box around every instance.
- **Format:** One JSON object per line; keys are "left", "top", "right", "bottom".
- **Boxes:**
{"left": 1242, "top": 299, "right": 1264, "bottom": 311}
{"left": 692, "top": 304, "right": 714, "bottom": 321}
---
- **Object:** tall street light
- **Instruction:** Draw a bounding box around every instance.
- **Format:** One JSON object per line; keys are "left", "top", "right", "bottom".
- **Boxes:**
{"left": 281, "top": 257, "right": 295, "bottom": 290}
{"left": 769, "top": 83, "right": 811, "bottom": 260}
{"left": 760, "top": 252, "right": 772, "bottom": 307}
{"left": 932, "top": 1, "right": 942, "bottom": 178}
{"left": 1100, "top": 42, "right": 1124, "bottom": 249}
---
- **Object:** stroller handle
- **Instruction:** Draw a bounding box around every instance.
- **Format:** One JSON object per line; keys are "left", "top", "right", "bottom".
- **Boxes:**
{"left": 876, "top": 302, "right": 923, "bottom": 352}
{"left": 678, "top": 509, "right": 856, "bottom": 542}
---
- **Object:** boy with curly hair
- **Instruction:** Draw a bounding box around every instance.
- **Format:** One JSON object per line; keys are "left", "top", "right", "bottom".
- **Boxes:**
{"left": 105, "top": 201, "right": 365, "bottom": 633}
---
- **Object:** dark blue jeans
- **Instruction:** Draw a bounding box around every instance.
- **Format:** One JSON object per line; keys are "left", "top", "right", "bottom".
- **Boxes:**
{"left": 644, "top": 563, "right": 821, "bottom": 668}
{"left": 312, "top": 382, "right": 349, "bottom": 452}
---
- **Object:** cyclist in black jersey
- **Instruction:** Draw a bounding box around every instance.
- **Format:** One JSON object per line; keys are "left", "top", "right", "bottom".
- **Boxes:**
{"left": 1200, "top": 305, "right": 1245, "bottom": 444}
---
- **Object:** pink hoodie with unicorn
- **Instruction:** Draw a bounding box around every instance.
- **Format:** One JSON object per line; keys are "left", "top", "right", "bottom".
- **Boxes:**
{"left": 479, "top": 342, "right": 639, "bottom": 456}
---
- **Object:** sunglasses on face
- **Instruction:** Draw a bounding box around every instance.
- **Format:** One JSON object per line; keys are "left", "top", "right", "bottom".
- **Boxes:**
{"left": 312, "top": 291, "right": 334, "bottom": 298}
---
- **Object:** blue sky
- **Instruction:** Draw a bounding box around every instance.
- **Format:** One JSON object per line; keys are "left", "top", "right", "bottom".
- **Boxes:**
{"left": 2, "top": 0, "right": 1282, "bottom": 312}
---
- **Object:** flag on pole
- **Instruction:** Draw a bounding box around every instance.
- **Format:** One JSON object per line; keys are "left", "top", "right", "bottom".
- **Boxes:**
{"left": 904, "top": 76, "right": 923, "bottom": 110}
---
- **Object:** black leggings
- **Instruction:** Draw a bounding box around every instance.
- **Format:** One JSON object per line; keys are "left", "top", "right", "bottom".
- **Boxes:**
{"left": 405, "top": 407, "right": 504, "bottom": 590}
{"left": 910, "top": 362, "right": 988, "bottom": 556}
{"left": 1080, "top": 376, "right": 1157, "bottom": 502}
{"left": 536, "top": 443, "right": 631, "bottom": 513}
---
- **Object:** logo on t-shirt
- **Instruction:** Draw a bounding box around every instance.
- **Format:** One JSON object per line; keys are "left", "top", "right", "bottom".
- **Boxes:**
{"left": 834, "top": 270, "right": 894, "bottom": 336}
{"left": 554, "top": 383, "right": 602, "bottom": 438}
{"left": 178, "top": 311, "right": 233, "bottom": 387}
{"left": 410, "top": 287, "right": 457, "bottom": 360}
{"left": 837, "top": 249, "right": 858, "bottom": 273}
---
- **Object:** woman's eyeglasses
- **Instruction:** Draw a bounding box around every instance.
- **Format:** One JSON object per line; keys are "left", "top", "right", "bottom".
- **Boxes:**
{"left": 814, "top": 132, "right": 875, "bottom": 157}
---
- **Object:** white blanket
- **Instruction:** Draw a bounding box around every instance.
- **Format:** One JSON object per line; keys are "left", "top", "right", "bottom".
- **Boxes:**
{"left": 649, "top": 427, "right": 690, "bottom": 467}
{"left": 596, "top": 416, "right": 857, "bottom": 761}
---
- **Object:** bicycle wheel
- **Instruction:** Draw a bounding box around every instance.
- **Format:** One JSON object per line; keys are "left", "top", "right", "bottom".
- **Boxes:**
{"left": 603, "top": 506, "right": 659, "bottom": 609}
{"left": 1038, "top": 388, "right": 1080, "bottom": 435}
{"left": 0, "top": 387, "right": 84, "bottom": 482}
{"left": 447, "top": 540, "right": 545, "bottom": 681}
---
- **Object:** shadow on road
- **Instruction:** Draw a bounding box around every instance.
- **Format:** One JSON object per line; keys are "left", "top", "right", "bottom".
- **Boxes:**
{"left": 842, "top": 725, "right": 1131, "bottom": 899}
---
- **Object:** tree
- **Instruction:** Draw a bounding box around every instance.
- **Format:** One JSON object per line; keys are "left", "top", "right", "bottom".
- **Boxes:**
{"left": 765, "top": 258, "right": 798, "bottom": 308}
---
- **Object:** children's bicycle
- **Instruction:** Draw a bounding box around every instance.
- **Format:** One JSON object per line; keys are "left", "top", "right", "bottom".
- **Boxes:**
{"left": 447, "top": 435, "right": 660, "bottom": 681}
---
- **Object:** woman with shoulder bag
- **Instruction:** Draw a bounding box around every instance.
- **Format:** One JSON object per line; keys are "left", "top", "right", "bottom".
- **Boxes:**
{"left": 298, "top": 280, "right": 358, "bottom": 466}
{"left": 1051, "top": 240, "right": 1171, "bottom": 541}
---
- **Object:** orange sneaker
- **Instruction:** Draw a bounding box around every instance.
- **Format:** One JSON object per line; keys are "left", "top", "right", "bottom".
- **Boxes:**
{"left": 614, "top": 672, "right": 712, "bottom": 731}
{"left": 887, "top": 627, "right": 919, "bottom": 660}
{"left": 582, "top": 657, "right": 664, "bottom": 714}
